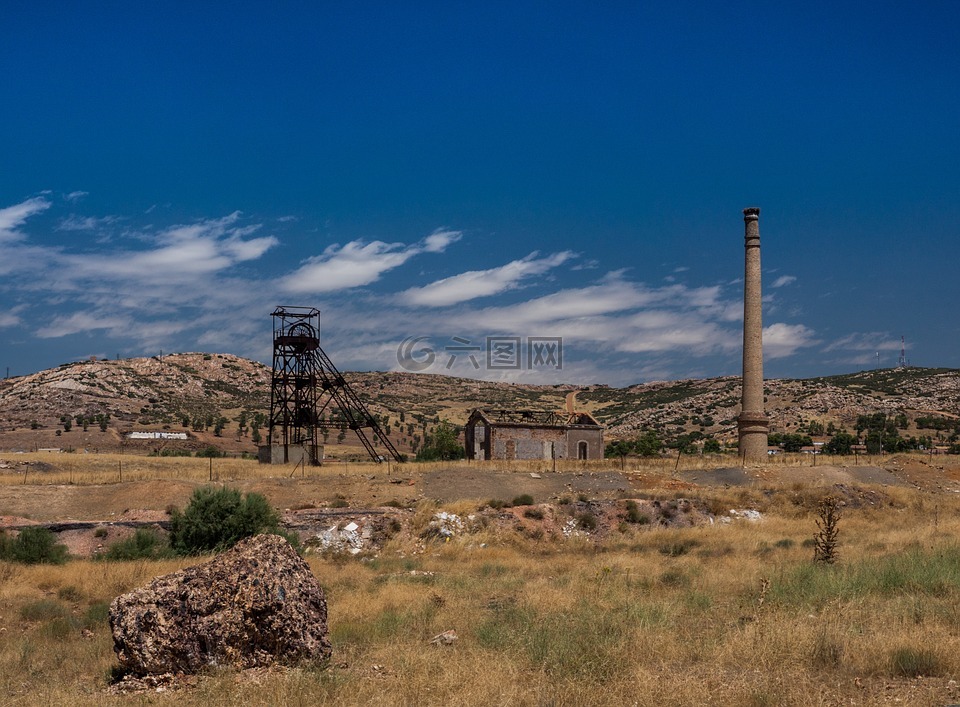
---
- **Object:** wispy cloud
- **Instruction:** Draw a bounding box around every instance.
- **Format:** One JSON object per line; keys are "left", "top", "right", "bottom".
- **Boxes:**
{"left": 763, "top": 323, "right": 818, "bottom": 359}
{"left": 771, "top": 275, "right": 797, "bottom": 288}
{"left": 64, "top": 191, "right": 89, "bottom": 202}
{"left": 279, "top": 229, "right": 462, "bottom": 294}
{"left": 823, "top": 332, "right": 903, "bottom": 353}
{"left": 403, "top": 251, "right": 574, "bottom": 306}
{"left": 0, "top": 197, "right": 51, "bottom": 243}
{"left": 57, "top": 214, "right": 121, "bottom": 232}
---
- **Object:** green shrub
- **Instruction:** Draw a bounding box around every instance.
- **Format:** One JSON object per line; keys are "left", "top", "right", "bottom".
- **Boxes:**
{"left": 624, "top": 501, "right": 649, "bottom": 525}
{"left": 1, "top": 527, "right": 68, "bottom": 565}
{"left": 575, "top": 512, "right": 598, "bottom": 531}
{"left": 169, "top": 486, "right": 281, "bottom": 555}
{"left": 889, "top": 647, "right": 943, "bottom": 677}
{"left": 512, "top": 494, "right": 534, "bottom": 506}
{"left": 102, "top": 529, "right": 175, "bottom": 561}
{"left": 524, "top": 508, "right": 545, "bottom": 520}
{"left": 20, "top": 599, "right": 69, "bottom": 622}
{"left": 195, "top": 445, "right": 224, "bottom": 458}
{"left": 658, "top": 539, "right": 700, "bottom": 557}
{"left": 487, "top": 499, "right": 509, "bottom": 510}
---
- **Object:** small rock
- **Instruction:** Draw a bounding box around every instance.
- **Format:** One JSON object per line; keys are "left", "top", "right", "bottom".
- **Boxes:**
{"left": 430, "top": 629, "right": 458, "bottom": 646}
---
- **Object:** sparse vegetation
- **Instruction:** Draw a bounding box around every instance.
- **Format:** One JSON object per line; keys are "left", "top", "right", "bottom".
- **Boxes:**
{"left": 99, "top": 528, "right": 172, "bottom": 561}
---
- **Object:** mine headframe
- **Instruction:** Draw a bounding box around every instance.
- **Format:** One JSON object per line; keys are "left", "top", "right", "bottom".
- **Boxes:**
{"left": 267, "top": 306, "right": 402, "bottom": 464}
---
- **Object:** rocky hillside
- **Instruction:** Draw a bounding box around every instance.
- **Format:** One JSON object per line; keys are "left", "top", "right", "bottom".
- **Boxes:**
{"left": 1, "top": 354, "right": 959, "bottom": 451}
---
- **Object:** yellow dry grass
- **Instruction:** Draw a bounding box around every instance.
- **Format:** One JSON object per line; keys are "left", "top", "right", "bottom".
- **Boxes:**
{"left": 2, "top": 473, "right": 960, "bottom": 705}
{"left": 0, "top": 450, "right": 916, "bottom": 487}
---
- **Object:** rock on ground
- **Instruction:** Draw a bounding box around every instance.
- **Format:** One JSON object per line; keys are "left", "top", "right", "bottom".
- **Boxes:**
{"left": 110, "top": 533, "right": 331, "bottom": 675}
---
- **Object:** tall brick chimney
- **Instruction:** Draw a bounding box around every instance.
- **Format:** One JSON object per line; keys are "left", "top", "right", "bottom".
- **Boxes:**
{"left": 738, "top": 207, "right": 768, "bottom": 464}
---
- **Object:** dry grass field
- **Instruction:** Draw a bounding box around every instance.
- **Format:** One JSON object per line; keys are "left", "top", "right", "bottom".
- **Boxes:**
{"left": 2, "top": 453, "right": 960, "bottom": 705}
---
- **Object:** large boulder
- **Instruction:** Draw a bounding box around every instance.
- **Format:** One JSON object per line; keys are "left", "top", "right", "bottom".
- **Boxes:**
{"left": 110, "top": 534, "right": 331, "bottom": 675}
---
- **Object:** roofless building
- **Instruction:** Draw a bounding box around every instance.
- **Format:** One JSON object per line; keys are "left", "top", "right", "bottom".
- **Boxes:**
{"left": 464, "top": 408, "right": 604, "bottom": 461}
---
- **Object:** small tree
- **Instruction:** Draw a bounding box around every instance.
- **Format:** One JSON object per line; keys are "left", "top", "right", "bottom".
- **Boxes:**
{"left": 416, "top": 420, "right": 465, "bottom": 461}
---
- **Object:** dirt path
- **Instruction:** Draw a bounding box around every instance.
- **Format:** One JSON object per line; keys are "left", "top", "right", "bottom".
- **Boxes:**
{"left": 678, "top": 465, "right": 911, "bottom": 488}
{"left": 422, "top": 469, "right": 631, "bottom": 503}
{"left": 565, "top": 391, "right": 577, "bottom": 414}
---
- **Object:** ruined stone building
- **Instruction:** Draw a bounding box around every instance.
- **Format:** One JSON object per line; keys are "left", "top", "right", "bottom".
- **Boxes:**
{"left": 464, "top": 409, "right": 604, "bottom": 461}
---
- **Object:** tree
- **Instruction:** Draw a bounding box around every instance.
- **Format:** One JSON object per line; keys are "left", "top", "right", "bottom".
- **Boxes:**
{"left": 605, "top": 440, "right": 634, "bottom": 460}
{"left": 703, "top": 438, "right": 722, "bottom": 454}
{"left": 416, "top": 420, "right": 465, "bottom": 461}
{"left": 780, "top": 433, "right": 812, "bottom": 453}
{"left": 824, "top": 432, "right": 856, "bottom": 455}
{"left": 635, "top": 431, "right": 663, "bottom": 457}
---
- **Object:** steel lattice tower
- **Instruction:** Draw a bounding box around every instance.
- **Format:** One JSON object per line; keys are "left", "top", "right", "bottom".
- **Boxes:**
{"left": 266, "top": 306, "right": 403, "bottom": 464}
{"left": 268, "top": 307, "right": 322, "bottom": 463}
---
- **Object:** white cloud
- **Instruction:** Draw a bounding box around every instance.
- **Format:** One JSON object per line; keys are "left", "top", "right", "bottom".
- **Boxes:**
{"left": 280, "top": 229, "right": 462, "bottom": 294}
{"left": 823, "top": 332, "right": 902, "bottom": 353}
{"left": 763, "top": 323, "right": 817, "bottom": 359}
{"left": 57, "top": 212, "right": 279, "bottom": 283}
{"left": 35, "top": 312, "right": 130, "bottom": 339}
{"left": 422, "top": 229, "right": 462, "bottom": 253}
{"left": 0, "top": 311, "right": 21, "bottom": 328}
{"left": 0, "top": 197, "right": 50, "bottom": 243}
{"left": 403, "top": 251, "right": 574, "bottom": 306}
{"left": 281, "top": 240, "right": 418, "bottom": 293}
{"left": 64, "top": 191, "right": 89, "bottom": 202}
{"left": 771, "top": 275, "right": 797, "bottom": 288}
{"left": 57, "top": 214, "right": 121, "bottom": 232}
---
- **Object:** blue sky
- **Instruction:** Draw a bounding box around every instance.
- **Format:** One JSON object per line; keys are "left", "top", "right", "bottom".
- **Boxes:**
{"left": 2, "top": 2, "right": 959, "bottom": 386}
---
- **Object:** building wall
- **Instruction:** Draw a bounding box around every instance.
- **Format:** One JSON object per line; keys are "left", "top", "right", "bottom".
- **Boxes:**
{"left": 490, "top": 426, "right": 567, "bottom": 460}
{"left": 565, "top": 427, "right": 604, "bottom": 460}
{"left": 465, "top": 412, "right": 604, "bottom": 461}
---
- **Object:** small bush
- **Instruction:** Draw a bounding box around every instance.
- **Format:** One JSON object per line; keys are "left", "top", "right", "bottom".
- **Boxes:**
{"left": 624, "top": 501, "right": 649, "bottom": 525}
{"left": 524, "top": 508, "right": 545, "bottom": 520}
{"left": 512, "top": 494, "right": 534, "bottom": 506}
{"left": 329, "top": 494, "right": 350, "bottom": 508}
{"left": 93, "top": 527, "right": 108, "bottom": 539}
{"left": 1, "top": 527, "right": 68, "bottom": 565}
{"left": 487, "top": 499, "right": 509, "bottom": 510}
{"left": 102, "top": 529, "right": 174, "bottom": 561}
{"left": 20, "top": 599, "right": 69, "bottom": 622}
{"left": 558, "top": 496, "right": 572, "bottom": 505}
{"left": 575, "top": 512, "right": 598, "bottom": 531}
{"left": 889, "top": 646, "right": 943, "bottom": 677}
{"left": 169, "top": 486, "right": 282, "bottom": 555}
{"left": 83, "top": 602, "right": 110, "bottom": 629}
{"left": 195, "top": 445, "right": 224, "bottom": 458}
{"left": 57, "top": 585, "right": 83, "bottom": 602}
{"left": 659, "top": 539, "right": 700, "bottom": 557}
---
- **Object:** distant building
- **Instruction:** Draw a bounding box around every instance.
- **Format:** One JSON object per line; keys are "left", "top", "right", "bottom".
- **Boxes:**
{"left": 126, "top": 431, "right": 189, "bottom": 440}
{"left": 464, "top": 409, "right": 604, "bottom": 461}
